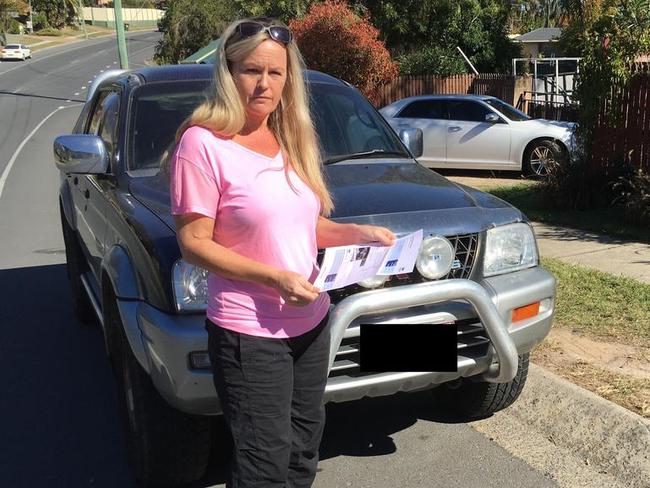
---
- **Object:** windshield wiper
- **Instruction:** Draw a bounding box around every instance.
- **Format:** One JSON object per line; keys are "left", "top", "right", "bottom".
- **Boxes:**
{"left": 323, "top": 149, "right": 408, "bottom": 165}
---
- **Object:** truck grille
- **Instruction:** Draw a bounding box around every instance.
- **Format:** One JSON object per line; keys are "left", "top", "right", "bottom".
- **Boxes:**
{"left": 319, "top": 233, "right": 479, "bottom": 305}
{"left": 329, "top": 317, "right": 490, "bottom": 378}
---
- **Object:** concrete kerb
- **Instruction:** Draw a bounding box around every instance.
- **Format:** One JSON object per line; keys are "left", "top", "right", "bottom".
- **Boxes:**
{"left": 505, "top": 363, "right": 650, "bottom": 487}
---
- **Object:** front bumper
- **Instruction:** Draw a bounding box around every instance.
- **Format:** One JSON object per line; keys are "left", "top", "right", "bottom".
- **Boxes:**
{"left": 119, "top": 266, "right": 555, "bottom": 415}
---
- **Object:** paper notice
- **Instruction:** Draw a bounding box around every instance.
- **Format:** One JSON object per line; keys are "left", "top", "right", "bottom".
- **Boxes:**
{"left": 313, "top": 229, "right": 424, "bottom": 292}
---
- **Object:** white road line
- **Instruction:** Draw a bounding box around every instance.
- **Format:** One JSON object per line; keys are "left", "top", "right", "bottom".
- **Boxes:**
{"left": 74, "top": 92, "right": 80, "bottom": 96}
{"left": 0, "top": 105, "right": 78, "bottom": 200}
{"left": 81, "top": 86, "right": 86, "bottom": 89}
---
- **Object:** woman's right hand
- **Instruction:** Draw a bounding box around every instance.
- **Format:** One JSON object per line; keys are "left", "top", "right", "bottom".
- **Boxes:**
{"left": 273, "top": 270, "right": 321, "bottom": 306}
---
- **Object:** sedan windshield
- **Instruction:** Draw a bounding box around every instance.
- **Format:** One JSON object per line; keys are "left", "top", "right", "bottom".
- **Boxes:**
{"left": 482, "top": 98, "right": 530, "bottom": 121}
{"left": 5, "top": 45, "right": 21, "bottom": 49}
{"left": 128, "top": 79, "right": 408, "bottom": 172}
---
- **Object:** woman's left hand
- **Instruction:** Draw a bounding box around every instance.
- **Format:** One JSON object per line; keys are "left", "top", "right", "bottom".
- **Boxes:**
{"left": 357, "top": 225, "right": 396, "bottom": 246}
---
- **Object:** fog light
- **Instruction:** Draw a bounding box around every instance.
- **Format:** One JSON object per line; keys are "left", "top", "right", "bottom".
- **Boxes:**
{"left": 189, "top": 351, "right": 212, "bottom": 370}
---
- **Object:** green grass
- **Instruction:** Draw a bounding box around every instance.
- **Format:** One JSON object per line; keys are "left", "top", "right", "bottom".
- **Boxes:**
{"left": 542, "top": 257, "right": 650, "bottom": 344}
{"left": 487, "top": 183, "right": 650, "bottom": 243}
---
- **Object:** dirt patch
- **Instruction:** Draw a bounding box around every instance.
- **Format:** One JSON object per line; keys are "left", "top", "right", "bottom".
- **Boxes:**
{"left": 532, "top": 327, "right": 650, "bottom": 418}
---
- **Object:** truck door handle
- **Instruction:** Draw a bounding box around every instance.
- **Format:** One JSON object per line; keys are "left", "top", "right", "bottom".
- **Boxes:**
{"left": 84, "top": 189, "right": 90, "bottom": 199}
{"left": 448, "top": 126, "right": 462, "bottom": 132}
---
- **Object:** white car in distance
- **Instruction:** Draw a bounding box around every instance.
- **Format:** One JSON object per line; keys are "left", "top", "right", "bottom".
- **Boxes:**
{"left": 1, "top": 44, "right": 32, "bottom": 61}
{"left": 380, "top": 94, "right": 575, "bottom": 177}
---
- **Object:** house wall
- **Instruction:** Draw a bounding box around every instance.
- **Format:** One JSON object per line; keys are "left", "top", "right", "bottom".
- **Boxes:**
{"left": 82, "top": 7, "right": 163, "bottom": 28}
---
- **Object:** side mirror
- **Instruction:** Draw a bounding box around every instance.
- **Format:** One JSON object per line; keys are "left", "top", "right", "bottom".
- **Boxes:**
{"left": 398, "top": 128, "right": 423, "bottom": 158}
{"left": 53, "top": 134, "right": 109, "bottom": 174}
{"left": 485, "top": 113, "right": 501, "bottom": 123}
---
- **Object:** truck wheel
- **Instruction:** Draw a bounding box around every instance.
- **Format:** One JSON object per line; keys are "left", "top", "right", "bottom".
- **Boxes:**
{"left": 59, "top": 201, "right": 95, "bottom": 325}
{"left": 435, "top": 353, "right": 529, "bottom": 419}
{"left": 524, "top": 140, "right": 563, "bottom": 178}
{"left": 114, "top": 309, "right": 213, "bottom": 487}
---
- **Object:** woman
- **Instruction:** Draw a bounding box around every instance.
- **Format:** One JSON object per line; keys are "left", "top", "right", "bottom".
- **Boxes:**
{"left": 169, "top": 17, "right": 396, "bottom": 487}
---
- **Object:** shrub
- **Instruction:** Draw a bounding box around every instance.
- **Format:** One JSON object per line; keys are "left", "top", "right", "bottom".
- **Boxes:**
{"left": 612, "top": 167, "right": 650, "bottom": 226}
{"left": 8, "top": 18, "right": 22, "bottom": 35}
{"left": 289, "top": 0, "right": 398, "bottom": 105}
{"left": 32, "top": 11, "right": 49, "bottom": 31}
{"left": 397, "top": 46, "right": 466, "bottom": 76}
{"left": 35, "top": 27, "right": 66, "bottom": 37}
{"left": 153, "top": 0, "right": 236, "bottom": 64}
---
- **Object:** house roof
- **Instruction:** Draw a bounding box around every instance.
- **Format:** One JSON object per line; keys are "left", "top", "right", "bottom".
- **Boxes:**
{"left": 515, "top": 27, "right": 562, "bottom": 43}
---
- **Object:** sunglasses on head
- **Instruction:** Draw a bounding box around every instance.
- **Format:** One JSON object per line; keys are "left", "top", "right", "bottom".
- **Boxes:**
{"left": 234, "top": 21, "right": 293, "bottom": 45}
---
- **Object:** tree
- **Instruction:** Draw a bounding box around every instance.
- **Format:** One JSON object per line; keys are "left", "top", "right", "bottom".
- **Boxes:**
{"left": 352, "top": 0, "right": 521, "bottom": 74}
{"left": 153, "top": 0, "right": 237, "bottom": 64}
{"left": 547, "top": 0, "right": 650, "bottom": 209}
{"left": 31, "top": 0, "right": 78, "bottom": 29}
{"left": 508, "top": 0, "right": 569, "bottom": 33}
{"left": 233, "top": 0, "right": 316, "bottom": 22}
{"left": 1, "top": 0, "right": 28, "bottom": 38}
{"left": 289, "top": 0, "right": 398, "bottom": 104}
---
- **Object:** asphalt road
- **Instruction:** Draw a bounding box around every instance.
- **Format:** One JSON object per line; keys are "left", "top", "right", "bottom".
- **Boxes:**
{"left": 0, "top": 33, "right": 560, "bottom": 487}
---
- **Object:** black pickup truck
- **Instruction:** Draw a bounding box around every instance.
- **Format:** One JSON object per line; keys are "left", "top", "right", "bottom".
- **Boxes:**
{"left": 54, "top": 64, "right": 555, "bottom": 487}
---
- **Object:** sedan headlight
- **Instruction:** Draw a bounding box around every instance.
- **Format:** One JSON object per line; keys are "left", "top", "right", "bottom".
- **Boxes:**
{"left": 172, "top": 259, "right": 208, "bottom": 312}
{"left": 416, "top": 235, "right": 454, "bottom": 279}
{"left": 483, "top": 223, "right": 538, "bottom": 277}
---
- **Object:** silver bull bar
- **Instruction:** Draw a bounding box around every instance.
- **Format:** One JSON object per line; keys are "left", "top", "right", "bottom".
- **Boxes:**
{"left": 327, "top": 279, "right": 519, "bottom": 383}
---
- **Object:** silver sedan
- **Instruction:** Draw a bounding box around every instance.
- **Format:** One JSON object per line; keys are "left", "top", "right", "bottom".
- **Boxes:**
{"left": 379, "top": 94, "right": 575, "bottom": 176}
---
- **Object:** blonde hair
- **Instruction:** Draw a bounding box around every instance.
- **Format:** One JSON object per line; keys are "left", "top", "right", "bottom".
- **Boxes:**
{"left": 166, "top": 17, "right": 333, "bottom": 216}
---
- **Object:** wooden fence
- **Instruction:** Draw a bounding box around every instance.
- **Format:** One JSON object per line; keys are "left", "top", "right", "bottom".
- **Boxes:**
{"left": 592, "top": 72, "right": 650, "bottom": 174}
{"left": 374, "top": 74, "right": 517, "bottom": 107}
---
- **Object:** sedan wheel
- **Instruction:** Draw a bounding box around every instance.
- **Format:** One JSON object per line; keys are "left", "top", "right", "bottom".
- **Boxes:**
{"left": 525, "top": 140, "right": 563, "bottom": 178}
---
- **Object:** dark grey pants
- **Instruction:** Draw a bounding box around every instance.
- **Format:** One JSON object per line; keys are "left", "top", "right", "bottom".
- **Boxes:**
{"left": 206, "top": 313, "right": 330, "bottom": 488}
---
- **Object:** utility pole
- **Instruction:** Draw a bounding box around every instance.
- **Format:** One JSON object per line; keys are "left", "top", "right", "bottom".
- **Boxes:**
{"left": 28, "top": 0, "right": 34, "bottom": 34}
{"left": 114, "top": 0, "right": 129, "bottom": 69}
{"left": 78, "top": 0, "right": 87, "bottom": 40}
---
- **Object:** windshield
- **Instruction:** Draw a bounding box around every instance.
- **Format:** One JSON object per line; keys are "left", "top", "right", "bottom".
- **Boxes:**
{"left": 128, "top": 79, "right": 408, "bottom": 172}
{"left": 309, "top": 82, "right": 408, "bottom": 162}
{"left": 5, "top": 45, "right": 20, "bottom": 49}
{"left": 128, "top": 81, "right": 208, "bottom": 171}
{"left": 482, "top": 98, "right": 530, "bottom": 121}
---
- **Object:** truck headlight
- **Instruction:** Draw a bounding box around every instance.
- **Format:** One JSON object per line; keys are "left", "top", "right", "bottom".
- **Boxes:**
{"left": 416, "top": 235, "right": 454, "bottom": 279}
{"left": 483, "top": 223, "right": 538, "bottom": 277}
{"left": 358, "top": 274, "right": 388, "bottom": 289}
{"left": 172, "top": 259, "right": 208, "bottom": 312}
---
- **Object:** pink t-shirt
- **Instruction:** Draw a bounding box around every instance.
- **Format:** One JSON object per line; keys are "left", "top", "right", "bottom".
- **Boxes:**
{"left": 170, "top": 125, "right": 330, "bottom": 338}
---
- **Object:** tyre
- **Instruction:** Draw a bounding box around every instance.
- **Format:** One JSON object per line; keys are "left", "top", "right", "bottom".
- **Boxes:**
{"left": 59, "top": 200, "right": 96, "bottom": 325}
{"left": 524, "top": 139, "right": 563, "bottom": 178}
{"left": 434, "top": 353, "right": 530, "bottom": 420}
{"left": 110, "top": 296, "right": 213, "bottom": 487}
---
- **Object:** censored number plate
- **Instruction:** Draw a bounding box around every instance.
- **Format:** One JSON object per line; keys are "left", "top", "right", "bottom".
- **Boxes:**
{"left": 359, "top": 323, "right": 458, "bottom": 373}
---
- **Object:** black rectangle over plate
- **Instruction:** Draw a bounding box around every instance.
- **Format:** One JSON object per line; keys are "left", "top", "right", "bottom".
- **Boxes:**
{"left": 359, "top": 323, "right": 458, "bottom": 372}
